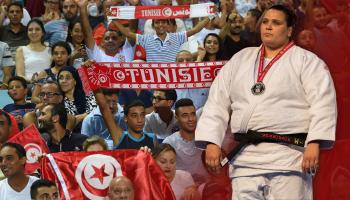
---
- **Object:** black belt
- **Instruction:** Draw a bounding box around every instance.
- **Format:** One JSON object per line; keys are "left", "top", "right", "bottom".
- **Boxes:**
{"left": 220, "top": 130, "right": 307, "bottom": 167}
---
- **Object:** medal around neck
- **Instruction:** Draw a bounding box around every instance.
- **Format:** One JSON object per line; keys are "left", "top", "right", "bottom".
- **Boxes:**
{"left": 251, "top": 82, "right": 265, "bottom": 95}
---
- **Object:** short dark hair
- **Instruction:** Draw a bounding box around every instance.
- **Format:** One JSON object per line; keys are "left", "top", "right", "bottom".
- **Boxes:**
{"left": 151, "top": 19, "right": 170, "bottom": 26}
{"left": 102, "top": 88, "right": 119, "bottom": 96}
{"left": 267, "top": 4, "right": 297, "bottom": 27}
{"left": 158, "top": 90, "right": 177, "bottom": 102}
{"left": 152, "top": 143, "right": 176, "bottom": 159}
{"left": 0, "top": 142, "right": 26, "bottom": 159}
{"left": 30, "top": 179, "right": 57, "bottom": 199}
{"left": 8, "top": 2, "right": 23, "bottom": 11}
{"left": 247, "top": 8, "right": 262, "bottom": 21}
{"left": 50, "top": 104, "right": 68, "bottom": 128}
{"left": 8, "top": 76, "right": 28, "bottom": 89}
{"left": 0, "top": 110, "right": 11, "bottom": 127}
{"left": 52, "top": 41, "right": 72, "bottom": 56}
{"left": 124, "top": 100, "right": 145, "bottom": 116}
{"left": 174, "top": 98, "right": 195, "bottom": 115}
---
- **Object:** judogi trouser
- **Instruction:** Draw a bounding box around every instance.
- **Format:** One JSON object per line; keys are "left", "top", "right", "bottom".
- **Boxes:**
{"left": 231, "top": 171, "right": 312, "bottom": 200}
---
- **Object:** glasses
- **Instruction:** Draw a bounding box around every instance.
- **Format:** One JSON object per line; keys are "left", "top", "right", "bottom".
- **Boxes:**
{"left": 39, "top": 92, "right": 60, "bottom": 98}
{"left": 152, "top": 96, "right": 167, "bottom": 102}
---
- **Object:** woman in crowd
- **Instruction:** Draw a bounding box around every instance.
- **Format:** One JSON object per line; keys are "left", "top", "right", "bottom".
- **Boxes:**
{"left": 57, "top": 66, "right": 96, "bottom": 130}
{"left": 66, "top": 19, "right": 88, "bottom": 68}
{"left": 31, "top": 41, "right": 71, "bottom": 103}
{"left": 153, "top": 143, "right": 200, "bottom": 200}
{"left": 196, "top": 33, "right": 224, "bottom": 62}
{"left": 16, "top": 18, "right": 51, "bottom": 83}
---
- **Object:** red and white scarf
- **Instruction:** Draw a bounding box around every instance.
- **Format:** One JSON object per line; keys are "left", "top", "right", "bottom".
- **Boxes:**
{"left": 108, "top": 3, "right": 216, "bottom": 20}
{"left": 78, "top": 61, "right": 226, "bottom": 91}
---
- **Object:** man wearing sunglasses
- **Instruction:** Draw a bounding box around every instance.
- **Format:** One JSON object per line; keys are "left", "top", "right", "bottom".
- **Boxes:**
{"left": 144, "top": 90, "right": 179, "bottom": 142}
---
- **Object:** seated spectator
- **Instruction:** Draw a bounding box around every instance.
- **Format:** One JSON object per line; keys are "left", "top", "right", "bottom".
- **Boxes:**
{"left": 0, "top": 1, "right": 31, "bottom": 26}
{"left": 219, "top": 12, "right": 250, "bottom": 60}
{"left": 0, "top": 110, "right": 14, "bottom": 146}
{"left": 108, "top": 176, "right": 135, "bottom": 200}
{"left": 37, "top": 104, "right": 88, "bottom": 152}
{"left": 153, "top": 143, "right": 200, "bottom": 200}
{"left": 66, "top": 19, "right": 88, "bottom": 68}
{"left": 40, "top": 0, "right": 61, "bottom": 24}
{"left": 16, "top": 18, "right": 51, "bottom": 83}
{"left": 58, "top": 66, "right": 97, "bottom": 130}
{"left": 296, "top": 29, "right": 316, "bottom": 52}
{"left": 0, "top": 2, "right": 29, "bottom": 81}
{"left": 3, "top": 76, "right": 36, "bottom": 130}
{"left": 30, "top": 179, "right": 59, "bottom": 200}
{"left": 196, "top": 33, "right": 224, "bottom": 62}
{"left": 94, "top": 88, "right": 156, "bottom": 150}
{"left": 144, "top": 90, "right": 179, "bottom": 141}
{"left": 82, "top": 88, "right": 127, "bottom": 149}
{"left": 0, "top": 110, "right": 20, "bottom": 143}
{"left": 241, "top": 8, "right": 262, "bottom": 47}
{"left": 112, "top": 14, "right": 211, "bottom": 62}
{"left": 83, "top": 135, "right": 108, "bottom": 151}
{"left": 76, "top": 0, "right": 135, "bottom": 62}
{"left": 163, "top": 98, "right": 208, "bottom": 185}
{"left": 0, "top": 41, "right": 14, "bottom": 89}
{"left": 22, "top": 80, "right": 76, "bottom": 131}
{"left": 31, "top": 41, "right": 72, "bottom": 104}
{"left": 44, "top": 0, "right": 79, "bottom": 46}
{"left": 175, "top": 51, "right": 209, "bottom": 110}
{"left": 0, "top": 143, "right": 39, "bottom": 199}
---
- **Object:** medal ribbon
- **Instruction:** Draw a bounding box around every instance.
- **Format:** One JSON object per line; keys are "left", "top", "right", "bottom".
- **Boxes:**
{"left": 257, "top": 41, "right": 294, "bottom": 82}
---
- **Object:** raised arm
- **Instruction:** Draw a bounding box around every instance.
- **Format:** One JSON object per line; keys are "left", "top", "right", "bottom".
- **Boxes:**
{"left": 74, "top": 0, "right": 94, "bottom": 49}
{"left": 186, "top": 17, "right": 210, "bottom": 38}
{"left": 94, "top": 89, "right": 123, "bottom": 146}
{"left": 111, "top": 19, "right": 137, "bottom": 43}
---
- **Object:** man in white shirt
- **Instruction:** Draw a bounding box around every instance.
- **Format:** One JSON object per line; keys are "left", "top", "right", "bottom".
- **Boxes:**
{"left": 0, "top": 143, "right": 39, "bottom": 199}
{"left": 144, "top": 90, "right": 179, "bottom": 141}
{"left": 163, "top": 98, "right": 208, "bottom": 184}
{"left": 76, "top": 0, "right": 135, "bottom": 62}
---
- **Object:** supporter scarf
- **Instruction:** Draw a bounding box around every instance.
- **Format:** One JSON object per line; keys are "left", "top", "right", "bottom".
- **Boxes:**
{"left": 40, "top": 150, "right": 175, "bottom": 200}
{"left": 108, "top": 3, "right": 216, "bottom": 20}
{"left": 8, "top": 125, "right": 50, "bottom": 174}
{"left": 78, "top": 61, "right": 226, "bottom": 91}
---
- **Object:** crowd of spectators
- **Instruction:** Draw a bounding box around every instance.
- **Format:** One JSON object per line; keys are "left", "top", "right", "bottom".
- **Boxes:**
{"left": 0, "top": 0, "right": 349, "bottom": 199}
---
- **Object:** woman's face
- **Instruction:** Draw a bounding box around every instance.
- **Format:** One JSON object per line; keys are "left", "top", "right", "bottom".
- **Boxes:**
{"left": 71, "top": 22, "right": 84, "bottom": 45}
{"left": 58, "top": 71, "right": 76, "bottom": 93}
{"left": 28, "top": 22, "right": 44, "bottom": 43}
{"left": 204, "top": 35, "right": 220, "bottom": 55}
{"left": 53, "top": 46, "right": 69, "bottom": 67}
{"left": 260, "top": 9, "right": 292, "bottom": 50}
{"left": 156, "top": 150, "right": 176, "bottom": 181}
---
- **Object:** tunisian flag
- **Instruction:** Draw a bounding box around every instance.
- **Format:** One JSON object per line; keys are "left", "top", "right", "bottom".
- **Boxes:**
{"left": 8, "top": 124, "right": 49, "bottom": 174}
{"left": 40, "top": 150, "right": 175, "bottom": 200}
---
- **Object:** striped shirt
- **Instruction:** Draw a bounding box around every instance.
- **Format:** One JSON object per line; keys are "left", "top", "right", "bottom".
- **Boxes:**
{"left": 136, "top": 32, "right": 187, "bottom": 62}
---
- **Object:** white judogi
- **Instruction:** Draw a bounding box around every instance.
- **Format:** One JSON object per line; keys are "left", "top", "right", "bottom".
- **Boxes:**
{"left": 195, "top": 45, "right": 337, "bottom": 199}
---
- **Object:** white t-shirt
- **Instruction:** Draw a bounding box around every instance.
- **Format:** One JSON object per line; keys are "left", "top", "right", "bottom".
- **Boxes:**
{"left": 171, "top": 170, "right": 195, "bottom": 200}
{"left": 87, "top": 39, "right": 134, "bottom": 62}
{"left": 0, "top": 176, "right": 39, "bottom": 200}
